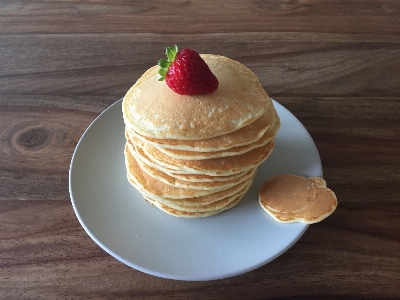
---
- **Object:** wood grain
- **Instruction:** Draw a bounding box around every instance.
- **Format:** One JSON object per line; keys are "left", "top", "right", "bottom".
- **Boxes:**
{"left": 1, "top": 33, "right": 399, "bottom": 97}
{"left": 0, "top": 95, "right": 116, "bottom": 200}
{"left": 0, "top": 0, "right": 399, "bottom": 298}
{"left": 0, "top": 201, "right": 399, "bottom": 299}
{"left": 1, "top": 95, "right": 398, "bottom": 202}
{"left": 1, "top": 1, "right": 400, "bottom": 35}
{"left": 279, "top": 97, "right": 400, "bottom": 203}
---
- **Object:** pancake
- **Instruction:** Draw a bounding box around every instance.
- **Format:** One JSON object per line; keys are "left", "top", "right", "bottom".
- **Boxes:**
{"left": 125, "top": 144, "right": 252, "bottom": 199}
{"left": 143, "top": 181, "right": 250, "bottom": 213}
{"left": 154, "top": 117, "right": 280, "bottom": 160}
{"left": 134, "top": 135, "right": 275, "bottom": 176}
{"left": 160, "top": 168, "right": 250, "bottom": 183}
{"left": 131, "top": 174, "right": 254, "bottom": 207}
{"left": 126, "top": 102, "right": 279, "bottom": 152}
{"left": 122, "top": 54, "right": 272, "bottom": 140}
{"left": 122, "top": 52, "right": 281, "bottom": 217}
{"left": 144, "top": 194, "right": 244, "bottom": 218}
{"left": 258, "top": 174, "right": 338, "bottom": 224}
{"left": 131, "top": 143, "right": 257, "bottom": 190}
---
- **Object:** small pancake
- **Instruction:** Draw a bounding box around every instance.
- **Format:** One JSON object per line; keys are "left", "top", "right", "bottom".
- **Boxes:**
{"left": 122, "top": 54, "right": 271, "bottom": 140}
{"left": 258, "top": 174, "right": 338, "bottom": 224}
{"left": 127, "top": 102, "right": 279, "bottom": 152}
{"left": 308, "top": 176, "right": 327, "bottom": 187}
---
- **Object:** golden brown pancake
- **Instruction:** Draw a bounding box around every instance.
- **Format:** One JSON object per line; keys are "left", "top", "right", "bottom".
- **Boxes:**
{"left": 154, "top": 118, "right": 280, "bottom": 160}
{"left": 131, "top": 173, "right": 254, "bottom": 207}
{"left": 160, "top": 168, "right": 250, "bottom": 183}
{"left": 122, "top": 55, "right": 272, "bottom": 140}
{"left": 258, "top": 174, "right": 338, "bottom": 224}
{"left": 126, "top": 103, "right": 279, "bottom": 152}
{"left": 144, "top": 194, "right": 244, "bottom": 218}
{"left": 125, "top": 144, "right": 257, "bottom": 200}
{"left": 122, "top": 53, "right": 281, "bottom": 217}
{"left": 143, "top": 181, "right": 250, "bottom": 213}
{"left": 133, "top": 135, "right": 275, "bottom": 176}
{"left": 132, "top": 144, "right": 257, "bottom": 190}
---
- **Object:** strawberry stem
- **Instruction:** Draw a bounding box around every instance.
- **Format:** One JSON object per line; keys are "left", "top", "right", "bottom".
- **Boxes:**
{"left": 158, "top": 45, "right": 178, "bottom": 81}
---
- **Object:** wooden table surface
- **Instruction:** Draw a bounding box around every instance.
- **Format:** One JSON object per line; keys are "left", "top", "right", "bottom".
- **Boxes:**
{"left": 1, "top": 1, "right": 399, "bottom": 299}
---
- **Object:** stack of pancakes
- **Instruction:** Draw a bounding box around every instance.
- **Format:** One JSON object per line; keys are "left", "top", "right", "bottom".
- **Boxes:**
{"left": 122, "top": 54, "right": 280, "bottom": 217}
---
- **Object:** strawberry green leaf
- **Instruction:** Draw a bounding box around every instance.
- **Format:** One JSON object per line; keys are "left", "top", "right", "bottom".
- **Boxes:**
{"left": 166, "top": 45, "right": 178, "bottom": 62}
{"left": 158, "top": 68, "right": 168, "bottom": 81}
{"left": 158, "top": 45, "right": 179, "bottom": 81}
{"left": 158, "top": 59, "right": 170, "bottom": 68}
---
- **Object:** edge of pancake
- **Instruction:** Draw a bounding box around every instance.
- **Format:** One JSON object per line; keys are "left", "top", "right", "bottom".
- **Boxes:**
{"left": 154, "top": 117, "right": 280, "bottom": 160}
{"left": 258, "top": 174, "right": 338, "bottom": 224}
{"left": 134, "top": 135, "right": 275, "bottom": 176}
{"left": 132, "top": 144, "right": 257, "bottom": 190}
{"left": 131, "top": 174, "right": 255, "bottom": 206}
{"left": 144, "top": 193, "right": 245, "bottom": 218}
{"left": 125, "top": 144, "right": 237, "bottom": 199}
{"left": 122, "top": 55, "right": 271, "bottom": 140}
{"left": 126, "top": 101, "right": 279, "bottom": 152}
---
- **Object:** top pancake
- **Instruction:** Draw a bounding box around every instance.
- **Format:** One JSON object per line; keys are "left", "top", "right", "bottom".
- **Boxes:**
{"left": 126, "top": 99, "right": 279, "bottom": 152}
{"left": 122, "top": 54, "right": 271, "bottom": 140}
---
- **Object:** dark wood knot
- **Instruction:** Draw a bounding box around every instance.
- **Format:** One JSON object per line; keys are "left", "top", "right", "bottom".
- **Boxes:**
{"left": 17, "top": 127, "right": 50, "bottom": 151}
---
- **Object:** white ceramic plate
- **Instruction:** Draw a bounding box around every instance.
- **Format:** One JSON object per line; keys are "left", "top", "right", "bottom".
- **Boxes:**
{"left": 69, "top": 99, "right": 322, "bottom": 281}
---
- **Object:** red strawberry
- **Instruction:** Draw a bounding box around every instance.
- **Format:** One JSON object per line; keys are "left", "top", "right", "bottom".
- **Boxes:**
{"left": 158, "top": 45, "right": 219, "bottom": 95}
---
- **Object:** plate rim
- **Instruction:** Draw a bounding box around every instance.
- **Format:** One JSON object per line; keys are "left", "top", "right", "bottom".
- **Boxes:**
{"left": 69, "top": 98, "right": 321, "bottom": 281}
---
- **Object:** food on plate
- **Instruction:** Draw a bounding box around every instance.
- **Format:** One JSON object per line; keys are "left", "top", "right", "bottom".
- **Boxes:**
{"left": 122, "top": 46, "right": 280, "bottom": 217}
{"left": 157, "top": 45, "right": 219, "bottom": 95}
{"left": 258, "top": 174, "right": 338, "bottom": 223}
